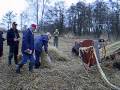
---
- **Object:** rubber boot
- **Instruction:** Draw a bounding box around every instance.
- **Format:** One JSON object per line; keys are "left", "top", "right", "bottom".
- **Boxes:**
{"left": 35, "top": 62, "right": 40, "bottom": 69}
{"left": 8, "top": 56, "right": 12, "bottom": 65}
{"left": 16, "top": 64, "right": 24, "bottom": 73}
{"left": 14, "top": 57, "right": 18, "bottom": 65}
{"left": 29, "top": 62, "right": 34, "bottom": 72}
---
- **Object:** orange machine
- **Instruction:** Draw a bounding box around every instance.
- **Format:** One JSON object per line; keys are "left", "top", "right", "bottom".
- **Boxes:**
{"left": 79, "top": 40, "right": 96, "bottom": 70}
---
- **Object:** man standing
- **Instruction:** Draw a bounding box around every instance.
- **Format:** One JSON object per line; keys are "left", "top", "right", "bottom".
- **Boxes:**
{"left": 0, "top": 29, "right": 5, "bottom": 63}
{"left": 34, "top": 32, "right": 51, "bottom": 69}
{"left": 7, "top": 22, "right": 20, "bottom": 65}
{"left": 72, "top": 40, "right": 81, "bottom": 56}
{"left": 16, "top": 24, "right": 36, "bottom": 73}
{"left": 53, "top": 29, "right": 59, "bottom": 48}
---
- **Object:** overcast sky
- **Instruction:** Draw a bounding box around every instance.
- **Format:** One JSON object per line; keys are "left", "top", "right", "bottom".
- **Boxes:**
{"left": 0, "top": 0, "right": 28, "bottom": 20}
{"left": 0, "top": 0, "right": 96, "bottom": 18}
{"left": 0, "top": 0, "right": 97, "bottom": 28}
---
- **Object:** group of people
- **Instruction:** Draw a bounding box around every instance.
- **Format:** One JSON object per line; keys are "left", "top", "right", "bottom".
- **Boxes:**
{"left": 0, "top": 22, "right": 59, "bottom": 74}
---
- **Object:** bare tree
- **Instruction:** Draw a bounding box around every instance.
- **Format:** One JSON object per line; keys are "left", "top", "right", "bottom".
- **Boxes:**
{"left": 44, "top": 1, "right": 65, "bottom": 34}
{"left": 2, "top": 11, "right": 16, "bottom": 30}
{"left": 25, "top": 0, "right": 49, "bottom": 31}
{"left": 20, "top": 10, "right": 30, "bottom": 31}
{"left": 40, "top": 0, "right": 49, "bottom": 31}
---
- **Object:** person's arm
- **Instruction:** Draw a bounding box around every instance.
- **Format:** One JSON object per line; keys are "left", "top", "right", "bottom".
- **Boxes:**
{"left": 53, "top": 32, "right": 55, "bottom": 34}
{"left": 22, "top": 30, "right": 30, "bottom": 51}
{"left": 53, "top": 32, "right": 55, "bottom": 36}
{"left": 1, "top": 32, "right": 6, "bottom": 41}
{"left": 14, "top": 30, "right": 20, "bottom": 41}
{"left": 43, "top": 40, "right": 48, "bottom": 54}
{"left": 17, "top": 31, "right": 20, "bottom": 40}
{"left": 2, "top": 37, "right": 6, "bottom": 41}
{"left": 28, "top": 31, "right": 34, "bottom": 51}
{"left": 18, "top": 31, "right": 20, "bottom": 38}
{"left": 7, "top": 30, "right": 14, "bottom": 44}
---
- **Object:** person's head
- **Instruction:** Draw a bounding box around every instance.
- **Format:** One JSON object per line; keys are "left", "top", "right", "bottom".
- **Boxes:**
{"left": 12, "top": 22, "right": 17, "bottom": 29}
{"left": 31, "top": 24, "right": 36, "bottom": 31}
{"left": 46, "top": 32, "right": 51, "bottom": 40}
{"left": 55, "top": 29, "right": 58, "bottom": 32}
{"left": 75, "top": 39, "right": 80, "bottom": 45}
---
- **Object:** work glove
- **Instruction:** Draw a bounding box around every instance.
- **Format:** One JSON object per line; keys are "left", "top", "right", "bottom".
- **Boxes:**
{"left": 25, "top": 49, "right": 32, "bottom": 54}
{"left": 14, "top": 38, "right": 20, "bottom": 42}
{"left": 14, "top": 38, "right": 18, "bottom": 41}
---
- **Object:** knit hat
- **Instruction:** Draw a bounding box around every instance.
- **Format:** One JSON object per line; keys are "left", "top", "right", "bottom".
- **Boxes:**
{"left": 31, "top": 24, "right": 36, "bottom": 29}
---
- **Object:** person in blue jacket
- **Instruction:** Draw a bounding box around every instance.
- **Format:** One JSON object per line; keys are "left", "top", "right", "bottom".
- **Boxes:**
{"left": 34, "top": 32, "right": 51, "bottom": 69}
{"left": 16, "top": 24, "right": 36, "bottom": 73}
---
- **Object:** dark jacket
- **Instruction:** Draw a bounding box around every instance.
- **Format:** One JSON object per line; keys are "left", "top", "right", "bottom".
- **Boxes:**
{"left": 7, "top": 28, "right": 20, "bottom": 46}
{"left": 72, "top": 43, "right": 81, "bottom": 56}
{"left": 22, "top": 28, "right": 34, "bottom": 54}
{"left": 34, "top": 35, "right": 48, "bottom": 53}
{"left": 0, "top": 31, "right": 5, "bottom": 47}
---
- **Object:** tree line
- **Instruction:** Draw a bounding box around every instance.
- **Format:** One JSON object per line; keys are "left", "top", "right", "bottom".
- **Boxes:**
{"left": 43, "top": 0, "right": 120, "bottom": 40}
{"left": 2, "top": 0, "right": 120, "bottom": 40}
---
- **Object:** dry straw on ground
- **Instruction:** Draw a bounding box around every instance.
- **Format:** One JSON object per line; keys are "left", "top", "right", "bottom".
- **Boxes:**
{"left": 41, "top": 51, "right": 52, "bottom": 68}
{"left": 1, "top": 37, "right": 120, "bottom": 90}
{"left": 41, "top": 46, "right": 69, "bottom": 68}
{"left": 48, "top": 46, "right": 69, "bottom": 61}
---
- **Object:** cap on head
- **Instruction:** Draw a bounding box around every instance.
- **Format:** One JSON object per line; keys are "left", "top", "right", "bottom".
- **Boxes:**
{"left": 31, "top": 24, "right": 36, "bottom": 29}
{"left": 12, "top": 22, "right": 17, "bottom": 26}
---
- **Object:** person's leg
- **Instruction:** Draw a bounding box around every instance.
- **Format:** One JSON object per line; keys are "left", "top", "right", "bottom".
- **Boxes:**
{"left": 54, "top": 37, "right": 58, "bottom": 47}
{"left": 56, "top": 38, "right": 58, "bottom": 48}
{"left": 72, "top": 47, "right": 76, "bottom": 55}
{"left": 29, "top": 55, "right": 35, "bottom": 72}
{"left": 8, "top": 46, "right": 14, "bottom": 65}
{"left": 16, "top": 54, "right": 28, "bottom": 73}
{"left": 35, "top": 50, "right": 41, "bottom": 69}
{"left": 54, "top": 38, "right": 56, "bottom": 47}
{"left": 14, "top": 45, "right": 19, "bottom": 65}
{"left": 0, "top": 47, "right": 3, "bottom": 63}
{"left": 0, "top": 57, "right": 2, "bottom": 63}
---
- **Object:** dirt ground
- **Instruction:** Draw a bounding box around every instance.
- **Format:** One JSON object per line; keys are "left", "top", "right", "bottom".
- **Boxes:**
{"left": 0, "top": 36, "right": 120, "bottom": 90}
